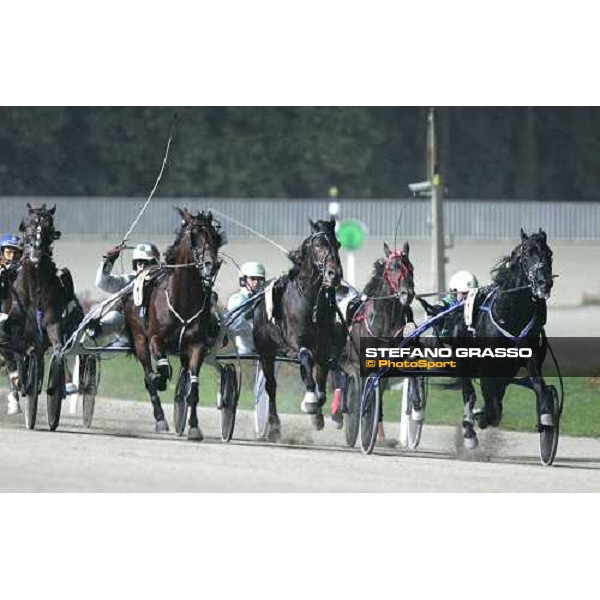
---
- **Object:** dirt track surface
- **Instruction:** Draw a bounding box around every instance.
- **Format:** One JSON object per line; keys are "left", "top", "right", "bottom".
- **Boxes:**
{"left": 2, "top": 395, "right": 600, "bottom": 492}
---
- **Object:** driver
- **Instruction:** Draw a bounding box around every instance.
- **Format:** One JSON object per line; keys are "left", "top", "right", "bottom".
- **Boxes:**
{"left": 87, "top": 242, "right": 160, "bottom": 342}
{"left": 0, "top": 234, "right": 24, "bottom": 415}
{"left": 225, "top": 262, "right": 272, "bottom": 438}
{"left": 418, "top": 270, "right": 479, "bottom": 337}
{"left": 226, "top": 262, "right": 266, "bottom": 354}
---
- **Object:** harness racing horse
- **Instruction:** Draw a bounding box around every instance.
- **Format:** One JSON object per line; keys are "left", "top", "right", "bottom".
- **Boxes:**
{"left": 4, "top": 203, "right": 81, "bottom": 429}
{"left": 339, "top": 242, "right": 416, "bottom": 446}
{"left": 450, "top": 228, "right": 555, "bottom": 457}
{"left": 124, "top": 208, "right": 223, "bottom": 440}
{"left": 253, "top": 218, "right": 343, "bottom": 440}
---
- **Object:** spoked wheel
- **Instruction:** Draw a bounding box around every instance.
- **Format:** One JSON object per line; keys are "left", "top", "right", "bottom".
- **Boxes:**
{"left": 22, "top": 352, "right": 43, "bottom": 430}
{"left": 220, "top": 364, "right": 239, "bottom": 442}
{"left": 80, "top": 355, "right": 99, "bottom": 428}
{"left": 254, "top": 363, "right": 269, "bottom": 440}
{"left": 344, "top": 371, "right": 361, "bottom": 448}
{"left": 47, "top": 354, "right": 66, "bottom": 431}
{"left": 407, "top": 377, "right": 428, "bottom": 451}
{"left": 359, "top": 375, "right": 381, "bottom": 455}
{"left": 539, "top": 384, "right": 560, "bottom": 466}
{"left": 173, "top": 368, "right": 191, "bottom": 437}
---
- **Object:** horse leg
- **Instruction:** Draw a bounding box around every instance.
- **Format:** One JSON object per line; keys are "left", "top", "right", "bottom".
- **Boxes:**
{"left": 480, "top": 377, "right": 508, "bottom": 428}
{"left": 135, "top": 334, "right": 169, "bottom": 432}
{"left": 186, "top": 344, "right": 206, "bottom": 441}
{"left": 310, "top": 363, "right": 328, "bottom": 430}
{"left": 461, "top": 377, "right": 479, "bottom": 450}
{"left": 259, "top": 355, "right": 280, "bottom": 441}
{"left": 4, "top": 352, "right": 21, "bottom": 414}
{"left": 149, "top": 334, "right": 172, "bottom": 392}
{"left": 528, "top": 358, "right": 553, "bottom": 427}
{"left": 298, "top": 347, "right": 319, "bottom": 414}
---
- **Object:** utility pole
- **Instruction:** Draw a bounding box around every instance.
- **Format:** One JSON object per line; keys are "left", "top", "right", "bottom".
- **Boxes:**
{"left": 428, "top": 107, "right": 446, "bottom": 292}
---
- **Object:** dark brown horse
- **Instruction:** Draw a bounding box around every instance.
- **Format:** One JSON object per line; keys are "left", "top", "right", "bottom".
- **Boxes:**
{"left": 253, "top": 217, "right": 343, "bottom": 440}
{"left": 346, "top": 242, "right": 415, "bottom": 361}
{"left": 124, "top": 208, "right": 223, "bottom": 440}
{"left": 3, "top": 203, "right": 81, "bottom": 429}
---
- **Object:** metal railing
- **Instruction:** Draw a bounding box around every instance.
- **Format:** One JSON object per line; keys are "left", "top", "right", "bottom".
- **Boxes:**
{"left": 1, "top": 197, "right": 599, "bottom": 240}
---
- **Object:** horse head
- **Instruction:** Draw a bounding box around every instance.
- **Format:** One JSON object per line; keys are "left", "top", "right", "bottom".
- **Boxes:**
{"left": 19, "top": 203, "right": 61, "bottom": 264}
{"left": 518, "top": 228, "right": 554, "bottom": 299}
{"left": 383, "top": 241, "right": 414, "bottom": 305}
{"left": 174, "top": 207, "right": 224, "bottom": 280}
{"left": 304, "top": 217, "right": 343, "bottom": 288}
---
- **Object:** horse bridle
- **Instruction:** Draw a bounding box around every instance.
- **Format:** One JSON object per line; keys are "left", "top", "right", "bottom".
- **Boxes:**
{"left": 185, "top": 222, "right": 221, "bottom": 285}
{"left": 23, "top": 213, "right": 57, "bottom": 263}
{"left": 519, "top": 239, "right": 552, "bottom": 298}
{"left": 307, "top": 231, "right": 340, "bottom": 284}
{"left": 383, "top": 250, "right": 413, "bottom": 296}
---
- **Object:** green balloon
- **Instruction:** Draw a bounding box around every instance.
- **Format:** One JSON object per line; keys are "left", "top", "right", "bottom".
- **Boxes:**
{"left": 337, "top": 220, "right": 366, "bottom": 250}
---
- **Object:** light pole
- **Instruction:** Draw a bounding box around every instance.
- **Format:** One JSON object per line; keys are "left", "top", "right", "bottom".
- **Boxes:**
{"left": 409, "top": 107, "right": 446, "bottom": 292}
{"left": 428, "top": 108, "right": 446, "bottom": 292}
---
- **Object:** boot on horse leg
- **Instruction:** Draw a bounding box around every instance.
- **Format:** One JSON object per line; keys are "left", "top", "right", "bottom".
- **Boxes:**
{"left": 144, "top": 372, "right": 169, "bottom": 432}
{"left": 186, "top": 374, "right": 203, "bottom": 441}
{"left": 261, "top": 357, "right": 281, "bottom": 442}
{"left": 461, "top": 378, "right": 479, "bottom": 450}
{"left": 299, "top": 347, "right": 319, "bottom": 415}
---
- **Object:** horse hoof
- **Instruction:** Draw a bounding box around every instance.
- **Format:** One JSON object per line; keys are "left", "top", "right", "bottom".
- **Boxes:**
{"left": 267, "top": 427, "right": 281, "bottom": 442}
{"left": 155, "top": 419, "right": 169, "bottom": 433}
{"left": 311, "top": 413, "right": 324, "bottom": 431}
{"left": 540, "top": 413, "right": 554, "bottom": 427}
{"left": 473, "top": 409, "right": 487, "bottom": 429}
{"left": 463, "top": 435, "right": 479, "bottom": 451}
{"left": 301, "top": 392, "right": 319, "bottom": 414}
{"left": 331, "top": 413, "right": 344, "bottom": 429}
{"left": 187, "top": 427, "right": 204, "bottom": 441}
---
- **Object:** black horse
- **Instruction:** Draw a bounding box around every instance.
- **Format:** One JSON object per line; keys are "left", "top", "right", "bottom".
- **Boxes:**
{"left": 438, "top": 228, "right": 555, "bottom": 450}
{"left": 253, "top": 218, "right": 343, "bottom": 440}
{"left": 4, "top": 204, "right": 82, "bottom": 429}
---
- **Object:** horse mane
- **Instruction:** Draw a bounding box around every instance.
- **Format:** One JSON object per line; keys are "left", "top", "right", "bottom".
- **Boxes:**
{"left": 490, "top": 253, "right": 515, "bottom": 287}
{"left": 362, "top": 258, "right": 386, "bottom": 296}
{"left": 165, "top": 209, "right": 224, "bottom": 264}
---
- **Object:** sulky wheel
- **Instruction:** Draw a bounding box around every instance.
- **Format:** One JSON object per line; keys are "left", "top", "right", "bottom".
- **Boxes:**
{"left": 539, "top": 384, "right": 560, "bottom": 466}
{"left": 81, "top": 355, "right": 99, "bottom": 428}
{"left": 359, "top": 375, "right": 381, "bottom": 455}
{"left": 47, "top": 354, "right": 66, "bottom": 432}
{"left": 220, "top": 363, "right": 238, "bottom": 442}
{"left": 344, "top": 371, "right": 361, "bottom": 448}
{"left": 173, "top": 368, "right": 191, "bottom": 437}
{"left": 22, "top": 352, "right": 43, "bottom": 430}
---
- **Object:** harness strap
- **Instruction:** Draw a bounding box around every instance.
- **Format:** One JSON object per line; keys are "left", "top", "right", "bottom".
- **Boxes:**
{"left": 478, "top": 287, "right": 537, "bottom": 342}
{"left": 165, "top": 289, "right": 207, "bottom": 353}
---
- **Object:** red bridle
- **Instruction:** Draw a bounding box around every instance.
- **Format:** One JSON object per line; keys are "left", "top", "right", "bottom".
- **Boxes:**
{"left": 383, "top": 251, "right": 413, "bottom": 293}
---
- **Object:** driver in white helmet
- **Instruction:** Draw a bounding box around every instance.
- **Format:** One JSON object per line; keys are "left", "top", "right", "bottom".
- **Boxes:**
{"left": 224, "top": 262, "right": 272, "bottom": 439}
{"left": 87, "top": 242, "right": 160, "bottom": 341}
{"left": 418, "top": 270, "right": 479, "bottom": 336}
{"left": 226, "top": 262, "right": 266, "bottom": 354}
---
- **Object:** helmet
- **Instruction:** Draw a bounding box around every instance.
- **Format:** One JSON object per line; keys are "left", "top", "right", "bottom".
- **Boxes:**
{"left": 449, "top": 270, "right": 478, "bottom": 293}
{"left": 239, "top": 262, "right": 266, "bottom": 279}
{"left": 132, "top": 243, "right": 160, "bottom": 264}
{"left": 0, "top": 234, "right": 21, "bottom": 250}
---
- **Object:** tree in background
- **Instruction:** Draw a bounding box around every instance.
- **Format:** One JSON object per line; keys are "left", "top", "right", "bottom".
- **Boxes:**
{"left": 1, "top": 106, "right": 599, "bottom": 200}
